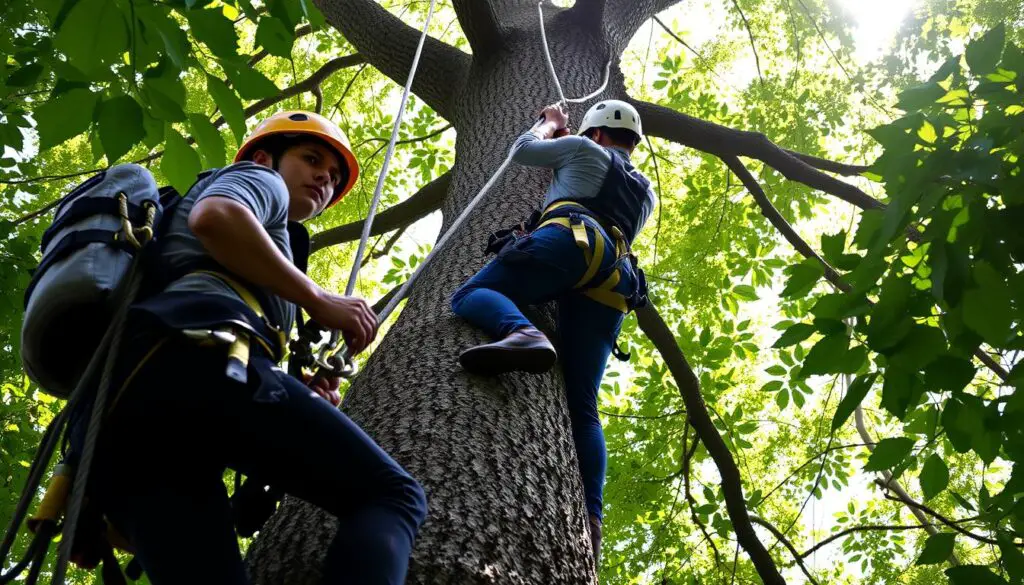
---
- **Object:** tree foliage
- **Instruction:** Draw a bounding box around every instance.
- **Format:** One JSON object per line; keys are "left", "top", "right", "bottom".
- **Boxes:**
{"left": 1, "top": 0, "right": 1022, "bottom": 583}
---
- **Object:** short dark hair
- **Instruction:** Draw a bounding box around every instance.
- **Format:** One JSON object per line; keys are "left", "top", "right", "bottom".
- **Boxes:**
{"left": 247, "top": 135, "right": 349, "bottom": 187}
{"left": 583, "top": 126, "right": 640, "bottom": 148}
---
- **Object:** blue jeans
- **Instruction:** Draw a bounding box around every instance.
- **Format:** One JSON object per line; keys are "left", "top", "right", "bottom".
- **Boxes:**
{"left": 89, "top": 331, "right": 427, "bottom": 585}
{"left": 451, "top": 222, "right": 634, "bottom": 521}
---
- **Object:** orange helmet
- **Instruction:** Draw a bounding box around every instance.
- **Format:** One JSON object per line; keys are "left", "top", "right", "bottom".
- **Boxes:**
{"left": 235, "top": 111, "right": 359, "bottom": 208}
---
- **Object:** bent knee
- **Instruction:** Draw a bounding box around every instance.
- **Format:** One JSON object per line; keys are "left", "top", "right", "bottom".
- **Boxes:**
{"left": 450, "top": 283, "right": 476, "bottom": 316}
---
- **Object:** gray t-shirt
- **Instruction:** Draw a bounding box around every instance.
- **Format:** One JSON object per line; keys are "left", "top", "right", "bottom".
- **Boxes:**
{"left": 161, "top": 162, "right": 296, "bottom": 333}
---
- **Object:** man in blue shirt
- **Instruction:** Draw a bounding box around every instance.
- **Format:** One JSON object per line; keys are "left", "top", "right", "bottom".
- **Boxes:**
{"left": 451, "top": 100, "right": 656, "bottom": 562}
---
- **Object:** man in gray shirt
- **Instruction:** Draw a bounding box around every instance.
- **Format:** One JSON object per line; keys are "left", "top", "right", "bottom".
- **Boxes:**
{"left": 451, "top": 100, "right": 656, "bottom": 563}
{"left": 79, "top": 111, "right": 427, "bottom": 585}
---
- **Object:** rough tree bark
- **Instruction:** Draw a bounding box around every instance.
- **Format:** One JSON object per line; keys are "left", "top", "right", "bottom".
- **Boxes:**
{"left": 245, "top": 1, "right": 871, "bottom": 583}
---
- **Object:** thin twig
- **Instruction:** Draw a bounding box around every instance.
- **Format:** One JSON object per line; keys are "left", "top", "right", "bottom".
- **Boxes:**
{"left": 729, "top": 0, "right": 764, "bottom": 84}
{"left": 749, "top": 515, "right": 820, "bottom": 585}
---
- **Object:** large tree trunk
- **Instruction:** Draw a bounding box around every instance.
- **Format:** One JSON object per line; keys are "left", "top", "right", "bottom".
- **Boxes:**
{"left": 246, "top": 3, "right": 636, "bottom": 584}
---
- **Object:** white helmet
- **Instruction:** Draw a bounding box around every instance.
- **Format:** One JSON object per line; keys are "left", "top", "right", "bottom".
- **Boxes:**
{"left": 577, "top": 99, "right": 643, "bottom": 140}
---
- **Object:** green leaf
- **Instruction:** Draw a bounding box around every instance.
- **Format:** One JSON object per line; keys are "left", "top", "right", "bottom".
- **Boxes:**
{"left": 800, "top": 333, "right": 848, "bottom": 377}
{"left": 776, "top": 388, "right": 789, "bottom": 410}
{"left": 923, "top": 357, "right": 976, "bottom": 393}
{"left": 945, "top": 566, "right": 1010, "bottom": 585}
{"left": 821, "top": 231, "right": 847, "bottom": 266}
{"left": 897, "top": 82, "right": 946, "bottom": 111}
{"left": 765, "top": 365, "right": 786, "bottom": 376}
{"left": 916, "top": 532, "right": 955, "bottom": 565}
{"left": 235, "top": 0, "right": 259, "bottom": 20}
{"left": 136, "top": 5, "right": 191, "bottom": 71}
{"left": 143, "top": 83, "right": 186, "bottom": 122}
{"left": 34, "top": 88, "right": 99, "bottom": 150}
{"left": 7, "top": 63, "right": 44, "bottom": 87}
{"left": 299, "top": 0, "right": 327, "bottom": 29}
{"left": 867, "top": 276, "right": 914, "bottom": 351}
{"left": 773, "top": 323, "right": 815, "bottom": 348}
{"left": 206, "top": 75, "right": 246, "bottom": 144}
{"left": 732, "top": 284, "right": 758, "bottom": 301}
{"left": 920, "top": 454, "right": 950, "bottom": 500}
{"left": 888, "top": 325, "right": 947, "bottom": 370}
{"left": 188, "top": 114, "right": 227, "bottom": 168}
{"left": 162, "top": 126, "right": 202, "bottom": 196}
{"left": 186, "top": 9, "right": 239, "bottom": 61}
{"left": 930, "top": 241, "right": 970, "bottom": 306}
{"left": 998, "top": 533, "right": 1024, "bottom": 581}
{"left": 782, "top": 259, "right": 824, "bottom": 298}
{"left": 54, "top": 0, "right": 128, "bottom": 72}
{"left": 222, "top": 63, "right": 280, "bottom": 100}
{"left": 864, "top": 437, "right": 915, "bottom": 472}
{"left": 950, "top": 491, "right": 976, "bottom": 512}
{"left": 831, "top": 372, "right": 879, "bottom": 431}
{"left": 141, "top": 108, "right": 165, "bottom": 148}
{"left": 882, "top": 366, "right": 922, "bottom": 418}
{"left": 268, "top": 0, "right": 303, "bottom": 29}
{"left": 962, "top": 262, "right": 1014, "bottom": 347}
{"left": 966, "top": 24, "right": 1006, "bottom": 74}
{"left": 256, "top": 16, "right": 294, "bottom": 58}
{"left": 97, "top": 95, "right": 144, "bottom": 162}
{"left": 942, "top": 398, "right": 984, "bottom": 454}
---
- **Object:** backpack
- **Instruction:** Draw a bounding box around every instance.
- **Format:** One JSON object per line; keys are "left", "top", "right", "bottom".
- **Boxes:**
{"left": 20, "top": 163, "right": 182, "bottom": 398}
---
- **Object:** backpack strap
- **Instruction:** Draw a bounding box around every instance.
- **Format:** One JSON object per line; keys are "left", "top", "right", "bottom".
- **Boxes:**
{"left": 40, "top": 199, "right": 147, "bottom": 251}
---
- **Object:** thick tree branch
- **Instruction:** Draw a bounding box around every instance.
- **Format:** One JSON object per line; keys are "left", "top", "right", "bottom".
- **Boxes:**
{"left": 314, "top": 0, "right": 470, "bottom": 121}
{"left": 215, "top": 54, "right": 365, "bottom": 128}
{"left": 632, "top": 98, "right": 883, "bottom": 210}
{"left": 311, "top": 170, "right": 451, "bottom": 252}
{"left": 575, "top": 0, "right": 684, "bottom": 53}
{"left": 783, "top": 150, "right": 869, "bottom": 176}
{"left": 724, "top": 156, "right": 846, "bottom": 286}
{"left": 749, "top": 516, "right": 819, "bottom": 585}
{"left": 636, "top": 303, "right": 786, "bottom": 585}
{"left": 452, "top": 0, "right": 505, "bottom": 55}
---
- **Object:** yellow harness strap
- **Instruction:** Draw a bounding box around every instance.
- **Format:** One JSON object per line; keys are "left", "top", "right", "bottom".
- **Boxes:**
{"left": 538, "top": 201, "right": 631, "bottom": 313}
{"left": 188, "top": 270, "right": 286, "bottom": 361}
{"left": 27, "top": 464, "right": 71, "bottom": 533}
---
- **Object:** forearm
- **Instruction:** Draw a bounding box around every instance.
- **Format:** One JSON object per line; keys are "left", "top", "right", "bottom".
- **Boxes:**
{"left": 189, "top": 197, "right": 322, "bottom": 309}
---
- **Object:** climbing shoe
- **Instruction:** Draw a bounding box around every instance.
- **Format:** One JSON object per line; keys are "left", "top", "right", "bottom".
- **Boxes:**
{"left": 459, "top": 326, "right": 557, "bottom": 376}
{"left": 589, "top": 513, "right": 602, "bottom": 564}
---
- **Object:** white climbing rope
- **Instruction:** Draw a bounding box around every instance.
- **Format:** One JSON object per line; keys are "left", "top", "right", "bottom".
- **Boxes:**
{"left": 317, "top": 1, "right": 612, "bottom": 378}
{"left": 319, "top": 0, "right": 438, "bottom": 372}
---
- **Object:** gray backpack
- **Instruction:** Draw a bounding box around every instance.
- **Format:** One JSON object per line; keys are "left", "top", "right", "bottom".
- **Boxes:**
{"left": 21, "top": 164, "right": 164, "bottom": 398}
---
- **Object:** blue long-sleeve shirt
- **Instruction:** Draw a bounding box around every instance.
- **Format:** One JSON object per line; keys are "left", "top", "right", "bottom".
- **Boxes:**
{"left": 511, "top": 131, "right": 656, "bottom": 241}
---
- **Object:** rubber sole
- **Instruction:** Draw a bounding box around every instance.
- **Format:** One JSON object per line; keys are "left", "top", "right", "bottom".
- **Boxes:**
{"left": 459, "top": 344, "right": 557, "bottom": 376}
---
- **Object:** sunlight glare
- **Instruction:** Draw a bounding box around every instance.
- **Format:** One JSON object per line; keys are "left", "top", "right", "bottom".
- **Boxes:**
{"left": 839, "top": 0, "right": 917, "bottom": 60}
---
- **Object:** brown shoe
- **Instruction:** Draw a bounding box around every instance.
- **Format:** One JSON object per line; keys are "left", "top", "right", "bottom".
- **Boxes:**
{"left": 459, "top": 326, "right": 557, "bottom": 375}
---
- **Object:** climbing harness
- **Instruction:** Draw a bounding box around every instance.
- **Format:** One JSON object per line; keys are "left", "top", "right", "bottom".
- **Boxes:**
{"left": 313, "top": 1, "right": 613, "bottom": 379}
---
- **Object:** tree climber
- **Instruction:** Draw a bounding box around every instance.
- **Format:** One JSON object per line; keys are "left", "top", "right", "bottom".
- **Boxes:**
{"left": 450, "top": 100, "right": 655, "bottom": 561}
{"left": 69, "top": 111, "right": 427, "bottom": 584}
